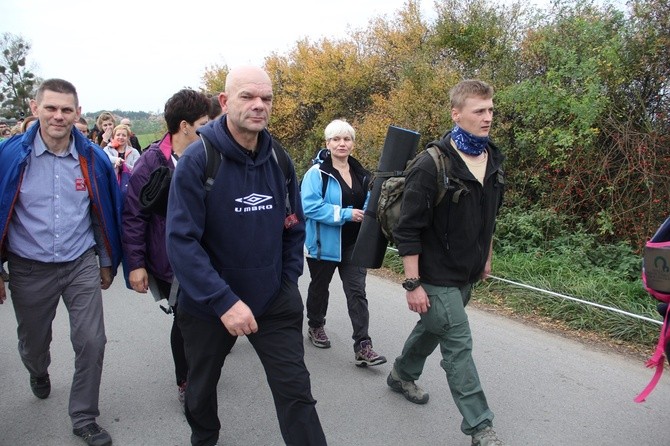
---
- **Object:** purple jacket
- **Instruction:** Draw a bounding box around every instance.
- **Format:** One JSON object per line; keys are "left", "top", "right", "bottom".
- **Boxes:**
{"left": 122, "top": 134, "right": 174, "bottom": 283}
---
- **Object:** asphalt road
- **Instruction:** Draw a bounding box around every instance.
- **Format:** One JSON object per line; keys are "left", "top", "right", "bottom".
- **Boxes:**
{"left": 1, "top": 265, "right": 668, "bottom": 446}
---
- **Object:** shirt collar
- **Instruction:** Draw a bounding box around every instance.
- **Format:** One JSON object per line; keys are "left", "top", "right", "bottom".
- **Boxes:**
{"left": 33, "top": 129, "right": 79, "bottom": 160}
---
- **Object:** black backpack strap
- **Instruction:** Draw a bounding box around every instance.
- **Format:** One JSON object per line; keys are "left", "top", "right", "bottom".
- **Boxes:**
{"left": 270, "top": 138, "right": 291, "bottom": 180}
{"left": 320, "top": 172, "right": 329, "bottom": 198}
{"left": 201, "top": 134, "right": 221, "bottom": 192}
{"left": 270, "top": 138, "right": 293, "bottom": 216}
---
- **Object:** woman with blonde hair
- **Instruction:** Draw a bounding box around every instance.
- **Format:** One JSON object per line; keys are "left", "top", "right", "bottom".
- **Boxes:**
{"left": 103, "top": 123, "right": 141, "bottom": 196}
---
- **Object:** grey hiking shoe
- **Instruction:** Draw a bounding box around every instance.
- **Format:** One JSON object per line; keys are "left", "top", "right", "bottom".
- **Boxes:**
{"left": 386, "top": 366, "right": 429, "bottom": 404}
{"left": 472, "top": 426, "right": 504, "bottom": 446}
{"left": 307, "top": 326, "right": 331, "bottom": 348}
{"left": 73, "top": 422, "right": 112, "bottom": 446}
{"left": 355, "top": 340, "right": 387, "bottom": 367}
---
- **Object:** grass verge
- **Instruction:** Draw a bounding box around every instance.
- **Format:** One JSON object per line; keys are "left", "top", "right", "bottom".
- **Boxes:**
{"left": 381, "top": 248, "right": 661, "bottom": 357}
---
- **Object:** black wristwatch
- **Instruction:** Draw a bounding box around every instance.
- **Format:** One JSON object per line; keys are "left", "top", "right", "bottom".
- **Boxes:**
{"left": 402, "top": 278, "right": 421, "bottom": 291}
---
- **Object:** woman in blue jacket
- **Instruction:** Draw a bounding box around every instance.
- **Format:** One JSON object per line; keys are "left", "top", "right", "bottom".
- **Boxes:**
{"left": 301, "top": 119, "right": 386, "bottom": 366}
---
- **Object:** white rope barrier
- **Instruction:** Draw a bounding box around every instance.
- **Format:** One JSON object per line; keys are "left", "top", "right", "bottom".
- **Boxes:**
{"left": 384, "top": 246, "right": 662, "bottom": 326}
{"left": 487, "top": 274, "right": 662, "bottom": 326}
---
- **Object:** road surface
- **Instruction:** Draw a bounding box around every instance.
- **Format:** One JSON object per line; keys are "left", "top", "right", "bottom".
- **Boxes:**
{"left": 1, "top": 266, "right": 668, "bottom": 445}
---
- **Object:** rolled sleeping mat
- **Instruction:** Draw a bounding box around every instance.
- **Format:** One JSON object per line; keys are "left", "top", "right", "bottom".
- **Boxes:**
{"left": 351, "top": 125, "right": 420, "bottom": 269}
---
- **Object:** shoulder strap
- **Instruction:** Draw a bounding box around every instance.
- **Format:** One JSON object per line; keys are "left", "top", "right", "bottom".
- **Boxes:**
{"left": 201, "top": 134, "right": 291, "bottom": 190}
{"left": 426, "top": 146, "right": 448, "bottom": 205}
{"left": 200, "top": 133, "right": 294, "bottom": 215}
{"left": 426, "top": 145, "right": 469, "bottom": 205}
{"left": 270, "top": 139, "right": 293, "bottom": 216}
{"left": 270, "top": 138, "right": 291, "bottom": 181}
{"left": 201, "top": 134, "right": 221, "bottom": 192}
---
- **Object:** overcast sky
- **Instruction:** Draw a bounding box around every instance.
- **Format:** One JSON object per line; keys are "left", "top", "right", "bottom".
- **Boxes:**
{"left": 3, "top": 0, "right": 438, "bottom": 113}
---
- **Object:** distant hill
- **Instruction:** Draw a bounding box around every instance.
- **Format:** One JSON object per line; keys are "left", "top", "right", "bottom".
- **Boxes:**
{"left": 82, "top": 110, "right": 164, "bottom": 135}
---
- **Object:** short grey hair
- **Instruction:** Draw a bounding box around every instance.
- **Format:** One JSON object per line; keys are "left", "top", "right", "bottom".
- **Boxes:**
{"left": 324, "top": 119, "right": 355, "bottom": 141}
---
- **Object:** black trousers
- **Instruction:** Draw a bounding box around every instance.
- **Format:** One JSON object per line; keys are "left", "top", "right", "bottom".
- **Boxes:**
{"left": 155, "top": 278, "right": 188, "bottom": 386}
{"left": 178, "top": 280, "right": 327, "bottom": 446}
{"left": 306, "top": 244, "right": 370, "bottom": 351}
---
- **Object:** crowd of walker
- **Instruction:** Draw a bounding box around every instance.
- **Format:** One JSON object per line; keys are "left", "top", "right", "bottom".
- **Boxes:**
{"left": 0, "top": 69, "right": 506, "bottom": 446}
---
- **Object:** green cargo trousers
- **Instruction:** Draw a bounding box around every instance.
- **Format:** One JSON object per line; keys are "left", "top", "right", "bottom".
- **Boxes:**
{"left": 393, "top": 282, "right": 494, "bottom": 435}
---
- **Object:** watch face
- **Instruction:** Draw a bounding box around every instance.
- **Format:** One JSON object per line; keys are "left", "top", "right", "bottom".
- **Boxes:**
{"left": 402, "top": 279, "right": 420, "bottom": 291}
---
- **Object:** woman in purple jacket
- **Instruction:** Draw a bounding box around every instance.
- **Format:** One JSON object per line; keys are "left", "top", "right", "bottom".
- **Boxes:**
{"left": 122, "top": 89, "right": 211, "bottom": 406}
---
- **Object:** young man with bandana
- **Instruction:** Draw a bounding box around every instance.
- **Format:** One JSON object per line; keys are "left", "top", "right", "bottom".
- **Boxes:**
{"left": 387, "top": 79, "right": 505, "bottom": 446}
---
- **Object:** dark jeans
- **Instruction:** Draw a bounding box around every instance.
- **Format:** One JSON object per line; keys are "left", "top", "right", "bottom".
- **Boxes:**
{"left": 178, "top": 280, "right": 326, "bottom": 446}
{"left": 306, "top": 245, "right": 370, "bottom": 351}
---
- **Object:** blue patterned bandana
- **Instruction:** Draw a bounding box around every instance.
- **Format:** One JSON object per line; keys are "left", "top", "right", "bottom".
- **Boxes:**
{"left": 451, "top": 125, "right": 489, "bottom": 156}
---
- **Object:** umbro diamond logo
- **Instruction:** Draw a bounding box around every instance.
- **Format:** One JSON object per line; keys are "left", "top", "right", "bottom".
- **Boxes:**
{"left": 234, "top": 193, "right": 274, "bottom": 213}
{"left": 235, "top": 194, "right": 272, "bottom": 206}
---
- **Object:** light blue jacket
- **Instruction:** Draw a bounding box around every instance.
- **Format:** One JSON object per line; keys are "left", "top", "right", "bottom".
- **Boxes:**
{"left": 301, "top": 155, "right": 370, "bottom": 262}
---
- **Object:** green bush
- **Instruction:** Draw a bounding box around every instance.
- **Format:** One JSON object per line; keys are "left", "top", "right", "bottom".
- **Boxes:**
{"left": 494, "top": 206, "right": 569, "bottom": 255}
{"left": 495, "top": 205, "right": 641, "bottom": 280}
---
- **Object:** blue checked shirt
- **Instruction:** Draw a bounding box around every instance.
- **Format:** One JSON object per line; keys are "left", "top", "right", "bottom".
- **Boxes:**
{"left": 7, "top": 131, "right": 110, "bottom": 266}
